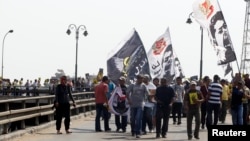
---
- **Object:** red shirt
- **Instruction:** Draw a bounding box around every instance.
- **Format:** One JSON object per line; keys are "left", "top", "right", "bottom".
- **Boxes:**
{"left": 94, "top": 82, "right": 108, "bottom": 104}
{"left": 200, "top": 85, "right": 208, "bottom": 101}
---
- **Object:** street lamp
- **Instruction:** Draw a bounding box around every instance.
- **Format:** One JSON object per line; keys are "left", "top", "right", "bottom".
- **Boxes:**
{"left": 1, "top": 30, "right": 14, "bottom": 79}
{"left": 66, "top": 24, "right": 88, "bottom": 88}
{"left": 186, "top": 12, "right": 203, "bottom": 80}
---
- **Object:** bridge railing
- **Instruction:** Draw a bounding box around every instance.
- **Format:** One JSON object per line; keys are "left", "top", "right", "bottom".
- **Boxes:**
{"left": 0, "top": 91, "right": 95, "bottom": 135}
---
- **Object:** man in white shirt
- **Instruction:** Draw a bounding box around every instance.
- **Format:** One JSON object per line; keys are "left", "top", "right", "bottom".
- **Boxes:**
{"left": 142, "top": 74, "right": 157, "bottom": 134}
{"left": 172, "top": 77, "right": 185, "bottom": 125}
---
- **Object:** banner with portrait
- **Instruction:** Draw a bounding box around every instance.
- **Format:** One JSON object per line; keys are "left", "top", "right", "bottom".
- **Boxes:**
{"left": 107, "top": 29, "right": 151, "bottom": 85}
{"left": 108, "top": 86, "right": 129, "bottom": 116}
{"left": 192, "top": 0, "right": 236, "bottom": 76}
{"left": 147, "top": 27, "right": 184, "bottom": 84}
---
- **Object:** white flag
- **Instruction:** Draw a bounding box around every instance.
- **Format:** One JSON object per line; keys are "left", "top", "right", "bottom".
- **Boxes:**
{"left": 147, "top": 27, "right": 184, "bottom": 83}
{"left": 192, "top": 0, "right": 236, "bottom": 76}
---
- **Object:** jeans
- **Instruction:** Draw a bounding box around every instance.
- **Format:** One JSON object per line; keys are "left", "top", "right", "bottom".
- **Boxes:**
{"left": 172, "top": 102, "right": 183, "bottom": 123}
{"left": 200, "top": 102, "right": 207, "bottom": 127}
{"left": 115, "top": 115, "right": 128, "bottom": 131}
{"left": 155, "top": 104, "right": 171, "bottom": 136}
{"left": 130, "top": 107, "right": 143, "bottom": 135}
{"left": 206, "top": 103, "right": 220, "bottom": 126}
{"left": 243, "top": 103, "right": 248, "bottom": 125}
{"left": 142, "top": 106, "right": 153, "bottom": 132}
{"left": 95, "top": 103, "right": 110, "bottom": 131}
{"left": 231, "top": 104, "right": 243, "bottom": 125}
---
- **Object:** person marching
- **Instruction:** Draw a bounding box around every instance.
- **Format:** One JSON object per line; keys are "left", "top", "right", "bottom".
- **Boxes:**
{"left": 155, "top": 78, "right": 175, "bottom": 138}
{"left": 184, "top": 81, "right": 204, "bottom": 140}
{"left": 219, "top": 79, "right": 230, "bottom": 124}
{"left": 142, "top": 74, "right": 156, "bottom": 134}
{"left": 206, "top": 75, "right": 222, "bottom": 126}
{"left": 114, "top": 76, "right": 128, "bottom": 132}
{"left": 171, "top": 76, "right": 185, "bottom": 125}
{"left": 126, "top": 74, "right": 149, "bottom": 138}
{"left": 200, "top": 76, "right": 210, "bottom": 129}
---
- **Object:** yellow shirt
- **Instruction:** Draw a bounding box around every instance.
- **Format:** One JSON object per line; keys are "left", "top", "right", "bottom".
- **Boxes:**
{"left": 242, "top": 86, "right": 250, "bottom": 103}
{"left": 221, "top": 85, "right": 230, "bottom": 100}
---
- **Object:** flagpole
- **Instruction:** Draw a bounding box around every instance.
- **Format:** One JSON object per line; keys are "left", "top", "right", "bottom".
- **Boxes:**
{"left": 200, "top": 26, "right": 203, "bottom": 80}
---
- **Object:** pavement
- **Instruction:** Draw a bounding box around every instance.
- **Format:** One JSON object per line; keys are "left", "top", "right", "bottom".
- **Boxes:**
{"left": 3, "top": 112, "right": 232, "bottom": 141}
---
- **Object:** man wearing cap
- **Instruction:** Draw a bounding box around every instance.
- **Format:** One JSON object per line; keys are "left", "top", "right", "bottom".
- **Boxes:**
{"left": 184, "top": 81, "right": 204, "bottom": 140}
{"left": 114, "top": 76, "right": 128, "bottom": 132}
{"left": 126, "top": 74, "right": 149, "bottom": 138}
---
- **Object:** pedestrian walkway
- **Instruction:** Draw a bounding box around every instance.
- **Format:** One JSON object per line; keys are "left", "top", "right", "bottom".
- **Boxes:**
{"left": 10, "top": 113, "right": 232, "bottom": 141}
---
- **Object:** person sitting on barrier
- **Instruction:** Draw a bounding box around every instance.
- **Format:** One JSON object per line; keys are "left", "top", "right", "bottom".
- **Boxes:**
{"left": 54, "top": 75, "right": 76, "bottom": 134}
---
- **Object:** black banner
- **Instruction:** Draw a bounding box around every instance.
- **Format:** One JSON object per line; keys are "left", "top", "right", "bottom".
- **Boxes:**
{"left": 107, "top": 29, "right": 150, "bottom": 85}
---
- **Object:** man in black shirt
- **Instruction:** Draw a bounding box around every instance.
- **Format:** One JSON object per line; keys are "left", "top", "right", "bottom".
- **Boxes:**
{"left": 55, "top": 76, "right": 76, "bottom": 134}
{"left": 155, "top": 78, "right": 175, "bottom": 138}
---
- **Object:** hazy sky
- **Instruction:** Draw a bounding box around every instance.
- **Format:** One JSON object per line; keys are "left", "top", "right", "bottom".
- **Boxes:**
{"left": 0, "top": 0, "right": 246, "bottom": 82}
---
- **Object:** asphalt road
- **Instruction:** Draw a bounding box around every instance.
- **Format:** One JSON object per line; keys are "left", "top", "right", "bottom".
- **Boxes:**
{"left": 8, "top": 113, "right": 232, "bottom": 141}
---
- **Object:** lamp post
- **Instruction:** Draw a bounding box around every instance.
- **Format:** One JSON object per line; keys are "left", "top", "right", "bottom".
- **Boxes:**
{"left": 1, "top": 30, "right": 14, "bottom": 79}
{"left": 66, "top": 24, "right": 88, "bottom": 88}
{"left": 186, "top": 13, "right": 204, "bottom": 80}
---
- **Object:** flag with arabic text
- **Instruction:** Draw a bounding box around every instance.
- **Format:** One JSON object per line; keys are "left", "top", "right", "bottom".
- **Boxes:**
{"left": 107, "top": 29, "right": 150, "bottom": 85}
{"left": 192, "top": 0, "right": 236, "bottom": 76}
{"left": 147, "top": 27, "right": 184, "bottom": 84}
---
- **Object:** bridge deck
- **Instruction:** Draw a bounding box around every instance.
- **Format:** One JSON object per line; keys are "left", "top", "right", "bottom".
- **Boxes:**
{"left": 7, "top": 112, "right": 232, "bottom": 141}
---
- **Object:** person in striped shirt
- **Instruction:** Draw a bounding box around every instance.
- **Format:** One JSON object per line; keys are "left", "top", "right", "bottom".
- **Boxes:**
{"left": 206, "top": 75, "right": 222, "bottom": 127}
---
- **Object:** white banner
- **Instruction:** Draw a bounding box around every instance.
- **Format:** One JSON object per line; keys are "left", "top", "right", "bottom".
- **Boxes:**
{"left": 192, "top": 0, "right": 236, "bottom": 76}
{"left": 147, "top": 27, "right": 184, "bottom": 83}
{"left": 108, "top": 86, "right": 130, "bottom": 116}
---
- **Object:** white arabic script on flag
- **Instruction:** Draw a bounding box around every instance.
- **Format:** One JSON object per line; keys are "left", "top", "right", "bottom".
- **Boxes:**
{"left": 147, "top": 27, "right": 184, "bottom": 83}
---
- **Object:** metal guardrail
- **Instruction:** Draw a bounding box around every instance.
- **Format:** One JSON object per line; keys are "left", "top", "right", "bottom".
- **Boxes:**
{"left": 0, "top": 91, "right": 96, "bottom": 135}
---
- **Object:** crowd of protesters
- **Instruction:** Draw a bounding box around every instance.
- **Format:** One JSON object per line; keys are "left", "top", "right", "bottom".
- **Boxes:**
{"left": 93, "top": 73, "right": 250, "bottom": 140}
{"left": 3, "top": 73, "right": 250, "bottom": 139}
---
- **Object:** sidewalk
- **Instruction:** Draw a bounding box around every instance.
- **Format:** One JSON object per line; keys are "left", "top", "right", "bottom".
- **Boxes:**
{"left": 9, "top": 113, "right": 232, "bottom": 141}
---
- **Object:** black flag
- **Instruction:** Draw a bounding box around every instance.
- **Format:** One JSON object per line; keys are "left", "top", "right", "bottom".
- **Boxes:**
{"left": 107, "top": 29, "right": 150, "bottom": 85}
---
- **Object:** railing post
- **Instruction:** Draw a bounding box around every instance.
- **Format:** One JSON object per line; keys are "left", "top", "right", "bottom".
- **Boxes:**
{"left": 75, "top": 95, "right": 79, "bottom": 115}
{"left": 35, "top": 99, "right": 39, "bottom": 125}
{"left": 2, "top": 103, "right": 9, "bottom": 134}
{"left": 20, "top": 101, "right": 26, "bottom": 129}
{"left": 48, "top": 98, "right": 53, "bottom": 121}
